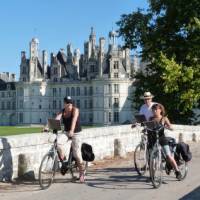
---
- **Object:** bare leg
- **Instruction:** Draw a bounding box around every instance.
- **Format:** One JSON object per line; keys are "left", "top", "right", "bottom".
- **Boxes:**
{"left": 166, "top": 155, "right": 179, "bottom": 171}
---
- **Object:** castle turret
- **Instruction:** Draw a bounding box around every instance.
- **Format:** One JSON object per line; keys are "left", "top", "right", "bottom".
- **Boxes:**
{"left": 124, "top": 48, "right": 130, "bottom": 75}
{"left": 108, "top": 30, "right": 117, "bottom": 51}
{"left": 89, "top": 27, "right": 96, "bottom": 56}
{"left": 67, "top": 43, "right": 73, "bottom": 64}
{"left": 29, "top": 38, "right": 39, "bottom": 82}
{"left": 98, "top": 37, "right": 105, "bottom": 77}
{"left": 74, "top": 48, "right": 80, "bottom": 77}
{"left": 42, "top": 50, "right": 48, "bottom": 78}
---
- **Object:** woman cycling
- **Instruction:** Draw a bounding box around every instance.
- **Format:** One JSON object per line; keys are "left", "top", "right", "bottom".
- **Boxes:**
{"left": 149, "top": 103, "right": 182, "bottom": 179}
{"left": 56, "top": 96, "right": 85, "bottom": 183}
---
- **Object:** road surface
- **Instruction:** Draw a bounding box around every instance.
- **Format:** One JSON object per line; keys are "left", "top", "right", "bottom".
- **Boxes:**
{"left": 0, "top": 142, "right": 200, "bottom": 200}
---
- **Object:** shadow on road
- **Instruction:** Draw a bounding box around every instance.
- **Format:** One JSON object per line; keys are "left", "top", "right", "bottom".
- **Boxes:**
{"left": 179, "top": 186, "right": 200, "bottom": 200}
{"left": 86, "top": 167, "right": 153, "bottom": 190}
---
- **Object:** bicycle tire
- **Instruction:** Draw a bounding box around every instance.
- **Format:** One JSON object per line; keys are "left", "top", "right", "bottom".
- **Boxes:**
{"left": 39, "top": 152, "right": 57, "bottom": 189}
{"left": 134, "top": 143, "right": 148, "bottom": 176}
{"left": 149, "top": 148, "right": 163, "bottom": 188}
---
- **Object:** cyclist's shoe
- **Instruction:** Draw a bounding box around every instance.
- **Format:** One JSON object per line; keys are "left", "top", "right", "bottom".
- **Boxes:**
{"left": 165, "top": 162, "right": 172, "bottom": 175}
{"left": 60, "top": 161, "right": 68, "bottom": 175}
{"left": 165, "top": 167, "right": 171, "bottom": 175}
{"left": 175, "top": 170, "right": 182, "bottom": 180}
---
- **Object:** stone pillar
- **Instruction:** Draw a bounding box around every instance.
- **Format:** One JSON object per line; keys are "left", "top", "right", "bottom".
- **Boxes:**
{"left": 114, "top": 139, "right": 126, "bottom": 157}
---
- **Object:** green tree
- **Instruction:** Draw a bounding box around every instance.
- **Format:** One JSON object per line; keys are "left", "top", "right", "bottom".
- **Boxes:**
{"left": 117, "top": 0, "right": 200, "bottom": 124}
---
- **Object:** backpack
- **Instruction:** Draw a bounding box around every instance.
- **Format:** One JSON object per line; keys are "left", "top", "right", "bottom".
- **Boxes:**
{"left": 175, "top": 142, "right": 192, "bottom": 162}
{"left": 81, "top": 143, "right": 95, "bottom": 162}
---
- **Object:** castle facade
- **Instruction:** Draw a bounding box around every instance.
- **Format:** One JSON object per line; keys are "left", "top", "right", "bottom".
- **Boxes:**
{"left": 0, "top": 28, "right": 138, "bottom": 126}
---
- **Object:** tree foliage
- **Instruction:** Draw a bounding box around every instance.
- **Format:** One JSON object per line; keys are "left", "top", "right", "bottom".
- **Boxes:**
{"left": 117, "top": 0, "right": 200, "bottom": 124}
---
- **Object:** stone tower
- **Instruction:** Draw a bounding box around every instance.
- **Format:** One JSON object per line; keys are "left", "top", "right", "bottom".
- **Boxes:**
{"left": 29, "top": 38, "right": 39, "bottom": 82}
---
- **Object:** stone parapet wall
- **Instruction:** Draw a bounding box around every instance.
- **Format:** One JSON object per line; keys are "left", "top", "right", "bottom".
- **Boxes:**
{"left": 0, "top": 124, "right": 200, "bottom": 181}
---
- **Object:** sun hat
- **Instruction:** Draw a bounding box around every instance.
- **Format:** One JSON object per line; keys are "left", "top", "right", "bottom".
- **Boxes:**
{"left": 141, "top": 91, "right": 154, "bottom": 99}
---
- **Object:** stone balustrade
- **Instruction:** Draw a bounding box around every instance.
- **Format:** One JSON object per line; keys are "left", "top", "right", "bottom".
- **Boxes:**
{"left": 0, "top": 124, "right": 200, "bottom": 181}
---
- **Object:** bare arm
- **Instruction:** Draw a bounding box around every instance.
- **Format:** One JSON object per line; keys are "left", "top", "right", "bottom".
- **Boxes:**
{"left": 55, "top": 112, "right": 62, "bottom": 120}
{"left": 69, "top": 107, "right": 79, "bottom": 136}
{"left": 164, "top": 117, "right": 173, "bottom": 130}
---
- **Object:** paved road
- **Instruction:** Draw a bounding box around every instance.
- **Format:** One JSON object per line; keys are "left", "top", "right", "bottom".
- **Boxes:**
{"left": 0, "top": 142, "right": 200, "bottom": 200}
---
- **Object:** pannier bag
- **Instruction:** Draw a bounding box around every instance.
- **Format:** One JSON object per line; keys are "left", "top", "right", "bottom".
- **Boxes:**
{"left": 175, "top": 142, "right": 192, "bottom": 162}
{"left": 81, "top": 143, "right": 95, "bottom": 162}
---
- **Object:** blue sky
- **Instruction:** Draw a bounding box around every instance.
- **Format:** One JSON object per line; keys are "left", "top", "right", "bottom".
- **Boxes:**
{"left": 0, "top": 0, "right": 148, "bottom": 79}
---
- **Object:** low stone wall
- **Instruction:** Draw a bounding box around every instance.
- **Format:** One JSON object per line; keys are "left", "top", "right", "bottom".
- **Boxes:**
{"left": 0, "top": 124, "right": 200, "bottom": 181}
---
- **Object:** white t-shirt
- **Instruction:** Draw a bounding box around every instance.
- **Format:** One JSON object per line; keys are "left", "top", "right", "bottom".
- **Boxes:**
{"left": 139, "top": 102, "right": 156, "bottom": 121}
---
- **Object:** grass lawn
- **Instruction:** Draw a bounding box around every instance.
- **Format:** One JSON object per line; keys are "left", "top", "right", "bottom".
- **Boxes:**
{"left": 0, "top": 125, "right": 102, "bottom": 137}
{"left": 0, "top": 126, "right": 43, "bottom": 136}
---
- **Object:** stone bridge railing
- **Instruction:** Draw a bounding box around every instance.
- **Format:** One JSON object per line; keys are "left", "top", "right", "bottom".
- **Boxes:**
{"left": 0, "top": 124, "right": 200, "bottom": 181}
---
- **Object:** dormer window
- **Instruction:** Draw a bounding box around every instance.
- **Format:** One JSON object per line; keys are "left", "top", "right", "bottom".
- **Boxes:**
{"left": 114, "top": 73, "right": 118, "bottom": 78}
{"left": 90, "top": 65, "right": 95, "bottom": 72}
{"left": 54, "top": 68, "right": 58, "bottom": 75}
{"left": 114, "top": 61, "right": 119, "bottom": 69}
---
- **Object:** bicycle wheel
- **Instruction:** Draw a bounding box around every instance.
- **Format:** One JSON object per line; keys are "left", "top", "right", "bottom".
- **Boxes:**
{"left": 150, "top": 148, "right": 163, "bottom": 188}
{"left": 39, "top": 152, "right": 57, "bottom": 189}
{"left": 134, "top": 143, "right": 148, "bottom": 176}
{"left": 177, "top": 157, "right": 188, "bottom": 181}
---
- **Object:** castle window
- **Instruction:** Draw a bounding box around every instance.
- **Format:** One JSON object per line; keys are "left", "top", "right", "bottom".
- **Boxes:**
{"left": 12, "top": 102, "right": 16, "bottom": 109}
{"left": 114, "top": 98, "right": 119, "bottom": 108}
{"left": 84, "top": 100, "right": 87, "bottom": 109}
{"left": 7, "top": 101, "right": 11, "bottom": 110}
{"left": 114, "top": 84, "right": 119, "bottom": 93}
{"left": 89, "top": 100, "right": 93, "bottom": 109}
{"left": 109, "top": 98, "right": 112, "bottom": 108}
{"left": 76, "top": 87, "right": 80, "bottom": 96}
{"left": 19, "top": 113, "right": 23, "bottom": 123}
{"left": 108, "top": 112, "right": 112, "bottom": 122}
{"left": 53, "top": 100, "right": 56, "bottom": 109}
{"left": 108, "top": 84, "right": 111, "bottom": 93}
{"left": 71, "top": 87, "right": 75, "bottom": 96}
{"left": 84, "top": 87, "right": 87, "bottom": 96}
{"left": 114, "top": 61, "right": 119, "bottom": 69}
{"left": 19, "top": 100, "right": 23, "bottom": 109}
{"left": 76, "top": 99, "right": 80, "bottom": 108}
{"left": 39, "top": 105, "right": 42, "bottom": 109}
{"left": 89, "top": 86, "right": 93, "bottom": 95}
{"left": 1, "top": 102, "right": 5, "bottom": 110}
{"left": 90, "top": 65, "right": 95, "bottom": 72}
{"left": 53, "top": 88, "right": 57, "bottom": 96}
{"left": 7, "top": 84, "right": 10, "bottom": 90}
{"left": 54, "top": 67, "right": 58, "bottom": 74}
{"left": 114, "top": 112, "right": 119, "bottom": 122}
{"left": 66, "top": 88, "right": 70, "bottom": 96}
{"left": 89, "top": 113, "right": 93, "bottom": 123}
{"left": 114, "top": 73, "right": 118, "bottom": 78}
